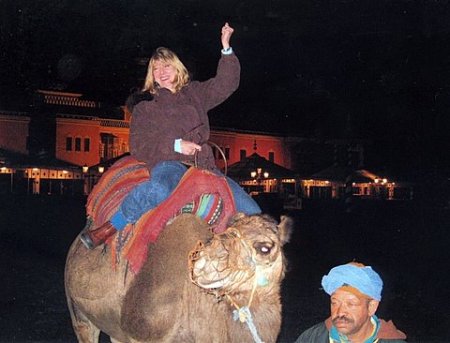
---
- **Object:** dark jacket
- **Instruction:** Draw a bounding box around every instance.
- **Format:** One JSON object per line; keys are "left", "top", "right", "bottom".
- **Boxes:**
{"left": 295, "top": 317, "right": 407, "bottom": 343}
{"left": 130, "top": 53, "right": 240, "bottom": 172}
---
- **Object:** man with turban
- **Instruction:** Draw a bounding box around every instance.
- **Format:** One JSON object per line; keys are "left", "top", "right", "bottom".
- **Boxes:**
{"left": 295, "top": 262, "right": 407, "bottom": 343}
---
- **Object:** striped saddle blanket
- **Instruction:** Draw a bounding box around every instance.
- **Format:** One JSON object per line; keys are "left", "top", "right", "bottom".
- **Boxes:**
{"left": 85, "top": 156, "right": 236, "bottom": 274}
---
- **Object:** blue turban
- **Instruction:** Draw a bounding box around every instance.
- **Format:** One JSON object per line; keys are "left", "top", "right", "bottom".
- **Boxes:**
{"left": 321, "top": 263, "right": 383, "bottom": 301}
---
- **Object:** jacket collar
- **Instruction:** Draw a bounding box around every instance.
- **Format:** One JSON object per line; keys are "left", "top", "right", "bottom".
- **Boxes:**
{"left": 324, "top": 316, "right": 407, "bottom": 340}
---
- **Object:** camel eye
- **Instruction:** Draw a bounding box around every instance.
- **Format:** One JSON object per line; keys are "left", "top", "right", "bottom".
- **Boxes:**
{"left": 260, "top": 246, "right": 270, "bottom": 254}
{"left": 254, "top": 242, "right": 272, "bottom": 255}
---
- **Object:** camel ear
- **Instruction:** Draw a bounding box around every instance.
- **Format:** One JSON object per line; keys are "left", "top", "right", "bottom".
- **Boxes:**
{"left": 277, "top": 215, "right": 293, "bottom": 245}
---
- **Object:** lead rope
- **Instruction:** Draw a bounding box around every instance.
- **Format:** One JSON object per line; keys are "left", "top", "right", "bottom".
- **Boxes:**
{"left": 225, "top": 235, "right": 264, "bottom": 343}
{"left": 226, "top": 275, "right": 264, "bottom": 343}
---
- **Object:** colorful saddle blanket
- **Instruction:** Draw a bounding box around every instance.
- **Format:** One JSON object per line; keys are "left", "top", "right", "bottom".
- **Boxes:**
{"left": 86, "top": 155, "right": 149, "bottom": 228}
{"left": 85, "top": 156, "right": 236, "bottom": 274}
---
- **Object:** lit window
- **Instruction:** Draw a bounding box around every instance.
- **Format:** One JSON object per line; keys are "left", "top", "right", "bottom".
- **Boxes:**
{"left": 66, "top": 137, "right": 73, "bottom": 151}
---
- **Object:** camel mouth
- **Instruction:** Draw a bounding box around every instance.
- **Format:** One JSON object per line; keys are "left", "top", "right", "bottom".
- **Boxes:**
{"left": 191, "top": 262, "right": 229, "bottom": 289}
{"left": 190, "top": 245, "right": 258, "bottom": 292}
{"left": 194, "top": 277, "right": 227, "bottom": 289}
{"left": 192, "top": 262, "right": 254, "bottom": 292}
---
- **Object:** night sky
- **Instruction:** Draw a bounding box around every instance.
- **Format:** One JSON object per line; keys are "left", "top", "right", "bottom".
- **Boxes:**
{"left": 1, "top": 0, "right": 450, "bottom": 174}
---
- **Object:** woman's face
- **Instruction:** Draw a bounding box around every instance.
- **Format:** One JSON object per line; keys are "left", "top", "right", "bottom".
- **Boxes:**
{"left": 152, "top": 60, "right": 177, "bottom": 92}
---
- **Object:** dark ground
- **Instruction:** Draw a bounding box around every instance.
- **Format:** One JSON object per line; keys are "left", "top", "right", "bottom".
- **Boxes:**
{"left": 0, "top": 194, "right": 449, "bottom": 343}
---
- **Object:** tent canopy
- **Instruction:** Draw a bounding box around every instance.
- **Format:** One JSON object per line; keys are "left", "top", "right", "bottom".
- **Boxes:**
{"left": 310, "top": 164, "right": 390, "bottom": 183}
{"left": 227, "top": 153, "right": 297, "bottom": 181}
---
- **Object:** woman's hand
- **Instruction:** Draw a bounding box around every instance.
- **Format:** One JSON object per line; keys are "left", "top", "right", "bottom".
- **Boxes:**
{"left": 180, "top": 139, "right": 202, "bottom": 156}
{"left": 221, "top": 22, "right": 234, "bottom": 50}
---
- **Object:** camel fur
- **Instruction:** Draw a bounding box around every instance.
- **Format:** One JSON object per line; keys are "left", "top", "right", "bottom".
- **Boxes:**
{"left": 65, "top": 212, "right": 292, "bottom": 343}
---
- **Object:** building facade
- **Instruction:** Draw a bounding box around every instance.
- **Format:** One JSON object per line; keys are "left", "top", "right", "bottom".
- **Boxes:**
{"left": 0, "top": 90, "right": 299, "bottom": 196}
{"left": 1, "top": 90, "right": 412, "bottom": 201}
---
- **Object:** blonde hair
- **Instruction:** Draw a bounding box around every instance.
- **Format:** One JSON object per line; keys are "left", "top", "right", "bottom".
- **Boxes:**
{"left": 142, "top": 47, "right": 190, "bottom": 94}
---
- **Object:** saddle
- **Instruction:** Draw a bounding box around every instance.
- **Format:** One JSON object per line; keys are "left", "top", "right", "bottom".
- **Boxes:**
{"left": 86, "top": 155, "right": 149, "bottom": 228}
{"left": 86, "top": 156, "right": 236, "bottom": 274}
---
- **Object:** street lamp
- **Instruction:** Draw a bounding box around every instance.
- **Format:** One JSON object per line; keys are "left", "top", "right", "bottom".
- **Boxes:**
{"left": 251, "top": 168, "right": 269, "bottom": 184}
{"left": 82, "top": 164, "right": 90, "bottom": 195}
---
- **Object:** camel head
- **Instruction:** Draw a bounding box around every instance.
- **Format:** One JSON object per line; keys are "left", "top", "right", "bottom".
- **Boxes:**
{"left": 189, "top": 213, "right": 293, "bottom": 298}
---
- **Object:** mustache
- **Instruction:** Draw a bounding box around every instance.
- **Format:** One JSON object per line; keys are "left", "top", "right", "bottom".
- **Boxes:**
{"left": 332, "top": 316, "right": 354, "bottom": 325}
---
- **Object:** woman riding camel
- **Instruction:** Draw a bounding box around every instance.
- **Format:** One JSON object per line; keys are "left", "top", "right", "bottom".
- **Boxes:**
{"left": 80, "top": 22, "right": 261, "bottom": 249}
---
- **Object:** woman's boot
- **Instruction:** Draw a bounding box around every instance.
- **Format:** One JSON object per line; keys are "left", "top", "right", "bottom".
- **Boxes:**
{"left": 80, "top": 221, "right": 117, "bottom": 250}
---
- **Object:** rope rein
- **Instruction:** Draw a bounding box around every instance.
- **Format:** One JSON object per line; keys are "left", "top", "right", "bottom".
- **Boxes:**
{"left": 193, "top": 141, "right": 228, "bottom": 175}
{"left": 190, "top": 227, "right": 269, "bottom": 343}
{"left": 227, "top": 272, "right": 264, "bottom": 343}
{"left": 225, "top": 235, "right": 265, "bottom": 343}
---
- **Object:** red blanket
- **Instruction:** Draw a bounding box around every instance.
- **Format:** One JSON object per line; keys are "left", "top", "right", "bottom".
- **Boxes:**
{"left": 119, "top": 167, "right": 236, "bottom": 274}
{"left": 86, "top": 156, "right": 236, "bottom": 274}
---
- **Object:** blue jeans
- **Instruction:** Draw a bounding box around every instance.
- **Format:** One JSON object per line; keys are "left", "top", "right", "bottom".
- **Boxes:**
{"left": 110, "top": 161, "right": 261, "bottom": 230}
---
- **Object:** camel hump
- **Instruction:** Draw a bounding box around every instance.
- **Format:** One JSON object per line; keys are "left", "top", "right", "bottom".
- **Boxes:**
{"left": 65, "top": 237, "right": 118, "bottom": 300}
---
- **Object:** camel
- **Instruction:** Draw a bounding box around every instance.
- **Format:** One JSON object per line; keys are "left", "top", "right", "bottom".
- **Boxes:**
{"left": 65, "top": 212, "right": 292, "bottom": 343}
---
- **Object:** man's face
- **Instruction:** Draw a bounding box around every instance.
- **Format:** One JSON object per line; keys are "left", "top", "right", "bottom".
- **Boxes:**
{"left": 330, "top": 288, "right": 379, "bottom": 339}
